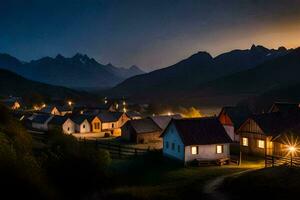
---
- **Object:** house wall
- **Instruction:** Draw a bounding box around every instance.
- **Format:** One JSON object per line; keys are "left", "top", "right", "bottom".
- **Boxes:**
{"left": 74, "top": 120, "right": 91, "bottom": 133}
{"left": 238, "top": 119, "right": 270, "bottom": 156}
{"left": 184, "top": 144, "right": 230, "bottom": 162}
{"left": 32, "top": 122, "right": 48, "bottom": 131}
{"left": 80, "top": 120, "right": 91, "bottom": 133}
{"left": 51, "top": 107, "right": 61, "bottom": 116}
{"left": 162, "top": 124, "right": 185, "bottom": 161}
{"left": 223, "top": 125, "right": 236, "bottom": 142}
{"left": 32, "top": 116, "right": 53, "bottom": 131}
{"left": 136, "top": 131, "right": 162, "bottom": 144}
{"left": 91, "top": 118, "right": 101, "bottom": 133}
{"left": 62, "top": 119, "right": 75, "bottom": 134}
{"left": 121, "top": 123, "right": 134, "bottom": 141}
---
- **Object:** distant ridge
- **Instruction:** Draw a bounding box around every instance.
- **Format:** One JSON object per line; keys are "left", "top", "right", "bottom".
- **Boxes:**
{"left": 0, "top": 53, "right": 144, "bottom": 89}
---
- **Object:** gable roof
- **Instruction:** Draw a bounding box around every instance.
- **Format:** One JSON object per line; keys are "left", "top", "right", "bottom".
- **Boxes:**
{"left": 97, "top": 111, "right": 123, "bottom": 122}
{"left": 269, "top": 102, "right": 300, "bottom": 113}
{"left": 48, "top": 115, "right": 70, "bottom": 125}
{"left": 31, "top": 114, "right": 52, "bottom": 124}
{"left": 70, "top": 115, "right": 88, "bottom": 125}
{"left": 244, "top": 111, "right": 300, "bottom": 137}
{"left": 125, "top": 118, "right": 162, "bottom": 134}
{"left": 163, "top": 117, "right": 232, "bottom": 146}
{"left": 219, "top": 106, "right": 252, "bottom": 129}
{"left": 150, "top": 114, "right": 182, "bottom": 130}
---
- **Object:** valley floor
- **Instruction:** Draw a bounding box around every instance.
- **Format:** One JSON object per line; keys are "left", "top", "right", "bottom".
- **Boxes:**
{"left": 96, "top": 156, "right": 264, "bottom": 200}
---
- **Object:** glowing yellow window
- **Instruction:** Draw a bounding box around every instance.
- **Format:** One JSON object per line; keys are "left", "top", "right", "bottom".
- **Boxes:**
{"left": 242, "top": 137, "right": 248, "bottom": 146}
{"left": 216, "top": 145, "right": 223, "bottom": 154}
{"left": 191, "top": 146, "right": 198, "bottom": 155}
{"left": 257, "top": 140, "right": 265, "bottom": 149}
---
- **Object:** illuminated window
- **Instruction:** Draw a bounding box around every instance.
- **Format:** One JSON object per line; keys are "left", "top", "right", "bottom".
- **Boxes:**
{"left": 216, "top": 145, "right": 223, "bottom": 154}
{"left": 242, "top": 137, "right": 249, "bottom": 146}
{"left": 191, "top": 146, "right": 198, "bottom": 155}
{"left": 257, "top": 140, "right": 265, "bottom": 149}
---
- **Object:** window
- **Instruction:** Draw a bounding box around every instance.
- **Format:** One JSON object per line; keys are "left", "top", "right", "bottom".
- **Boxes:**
{"left": 83, "top": 124, "right": 85, "bottom": 129}
{"left": 112, "top": 123, "right": 115, "bottom": 128}
{"left": 191, "top": 146, "right": 198, "bottom": 155}
{"left": 67, "top": 127, "right": 70, "bottom": 131}
{"left": 216, "top": 145, "right": 223, "bottom": 154}
{"left": 178, "top": 145, "right": 180, "bottom": 153}
{"left": 242, "top": 137, "right": 249, "bottom": 146}
{"left": 257, "top": 140, "right": 265, "bottom": 149}
{"left": 171, "top": 143, "right": 175, "bottom": 150}
{"left": 166, "top": 142, "right": 169, "bottom": 149}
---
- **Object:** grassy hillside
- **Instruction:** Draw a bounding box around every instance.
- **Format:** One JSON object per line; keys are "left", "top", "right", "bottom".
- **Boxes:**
{"left": 0, "top": 69, "right": 93, "bottom": 102}
{"left": 221, "top": 167, "right": 300, "bottom": 200}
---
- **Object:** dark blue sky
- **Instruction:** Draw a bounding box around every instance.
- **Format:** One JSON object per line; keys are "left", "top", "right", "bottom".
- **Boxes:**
{"left": 1, "top": 0, "right": 300, "bottom": 71}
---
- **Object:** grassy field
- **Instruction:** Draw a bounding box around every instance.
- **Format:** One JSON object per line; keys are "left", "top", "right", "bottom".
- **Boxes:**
{"left": 98, "top": 155, "right": 264, "bottom": 200}
{"left": 221, "top": 166, "right": 300, "bottom": 200}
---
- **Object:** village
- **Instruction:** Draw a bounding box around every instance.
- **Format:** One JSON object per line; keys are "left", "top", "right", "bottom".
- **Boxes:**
{"left": 2, "top": 96, "right": 300, "bottom": 167}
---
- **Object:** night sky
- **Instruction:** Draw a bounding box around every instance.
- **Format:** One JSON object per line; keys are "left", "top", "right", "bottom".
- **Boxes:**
{"left": 1, "top": 0, "right": 300, "bottom": 71}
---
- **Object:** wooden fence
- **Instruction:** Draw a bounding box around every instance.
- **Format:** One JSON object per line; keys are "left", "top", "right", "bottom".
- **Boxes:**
{"left": 79, "top": 139, "right": 151, "bottom": 159}
{"left": 265, "top": 155, "right": 300, "bottom": 167}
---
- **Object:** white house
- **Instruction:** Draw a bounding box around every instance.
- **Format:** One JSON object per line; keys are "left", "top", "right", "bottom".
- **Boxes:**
{"left": 48, "top": 116, "right": 75, "bottom": 134}
{"left": 71, "top": 115, "right": 91, "bottom": 133}
{"left": 161, "top": 117, "right": 232, "bottom": 164}
{"left": 31, "top": 114, "right": 53, "bottom": 131}
{"left": 218, "top": 106, "right": 252, "bottom": 142}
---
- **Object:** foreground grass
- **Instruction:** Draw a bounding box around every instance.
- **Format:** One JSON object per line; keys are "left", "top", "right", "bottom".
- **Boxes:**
{"left": 99, "top": 156, "right": 263, "bottom": 200}
{"left": 221, "top": 166, "right": 300, "bottom": 200}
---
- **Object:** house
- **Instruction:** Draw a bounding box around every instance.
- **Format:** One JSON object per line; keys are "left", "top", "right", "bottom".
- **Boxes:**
{"left": 86, "top": 115, "right": 102, "bottom": 133}
{"left": 121, "top": 118, "right": 162, "bottom": 143}
{"left": 73, "top": 103, "right": 115, "bottom": 115}
{"left": 48, "top": 116, "right": 75, "bottom": 134}
{"left": 125, "top": 111, "right": 142, "bottom": 120}
{"left": 237, "top": 112, "right": 300, "bottom": 157}
{"left": 161, "top": 117, "right": 232, "bottom": 164}
{"left": 218, "top": 106, "right": 252, "bottom": 142}
{"left": 70, "top": 115, "right": 91, "bottom": 133}
{"left": 1, "top": 99, "right": 21, "bottom": 110}
{"left": 40, "top": 105, "right": 72, "bottom": 116}
{"left": 150, "top": 114, "right": 182, "bottom": 131}
{"left": 31, "top": 114, "right": 53, "bottom": 131}
{"left": 268, "top": 102, "right": 300, "bottom": 113}
{"left": 97, "top": 111, "right": 129, "bottom": 136}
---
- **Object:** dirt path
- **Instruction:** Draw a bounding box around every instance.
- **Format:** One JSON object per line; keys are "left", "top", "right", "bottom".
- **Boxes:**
{"left": 202, "top": 169, "right": 258, "bottom": 200}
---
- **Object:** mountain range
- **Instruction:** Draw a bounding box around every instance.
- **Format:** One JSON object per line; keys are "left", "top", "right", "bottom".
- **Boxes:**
{"left": 0, "top": 53, "right": 144, "bottom": 89}
{"left": 2, "top": 44, "right": 300, "bottom": 110}
{"left": 108, "top": 45, "right": 291, "bottom": 105}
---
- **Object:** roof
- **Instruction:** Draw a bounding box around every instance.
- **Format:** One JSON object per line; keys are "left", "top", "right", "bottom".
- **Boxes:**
{"left": 70, "top": 115, "right": 88, "bottom": 124}
{"left": 40, "top": 105, "right": 72, "bottom": 113}
{"left": 31, "top": 114, "right": 52, "bottom": 124}
{"left": 219, "top": 106, "right": 252, "bottom": 129}
{"left": 150, "top": 115, "right": 182, "bottom": 130}
{"left": 163, "top": 117, "right": 232, "bottom": 146}
{"left": 97, "top": 111, "right": 123, "bottom": 122}
{"left": 125, "top": 118, "right": 162, "bottom": 134}
{"left": 269, "top": 102, "right": 300, "bottom": 113}
{"left": 48, "top": 115, "right": 69, "bottom": 125}
{"left": 125, "top": 111, "right": 142, "bottom": 119}
{"left": 248, "top": 111, "right": 300, "bottom": 137}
